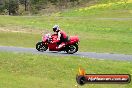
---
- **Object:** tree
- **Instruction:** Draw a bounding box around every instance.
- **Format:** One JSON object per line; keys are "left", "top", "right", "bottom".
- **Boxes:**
{"left": 8, "top": 0, "right": 19, "bottom": 15}
{"left": 19, "top": 0, "right": 29, "bottom": 11}
{"left": 0, "top": 0, "right": 4, "bottom": 12}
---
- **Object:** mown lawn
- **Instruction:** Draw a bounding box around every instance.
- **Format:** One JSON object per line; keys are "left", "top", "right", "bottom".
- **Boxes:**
{"left": 0, "top": 52, "right": 132, "bottom": 88}
{"left": 0, "top": 1, "right": 132, "bottom": 88}
{"left": 0, "top": 15, "right": 132, "bottom": 54}
{"left": 0, "top": 1, "right": 132, "bottom": 54}
{"left": 0, "top": 32, "right": 40, "bottom": 47}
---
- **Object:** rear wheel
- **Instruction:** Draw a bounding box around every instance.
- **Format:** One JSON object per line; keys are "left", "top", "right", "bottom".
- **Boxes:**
{"left": 66, "top": 43, "right": 78, "bottom": 54}
{"left": 36, "top": 42, "right": 48, "bottom": 52}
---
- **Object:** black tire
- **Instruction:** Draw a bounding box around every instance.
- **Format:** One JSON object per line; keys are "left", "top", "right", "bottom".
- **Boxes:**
{"left": 66, "top": 43, "right": 78, "bottom": 54}
{"left": 36, "top": 42, "right": 48, "bottom": 52}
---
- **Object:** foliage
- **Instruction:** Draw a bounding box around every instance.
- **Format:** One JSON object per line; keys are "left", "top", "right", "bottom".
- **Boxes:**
{"left": 0, "top": 0, "right": 19, "bottom": 15}
{"left": 0, "top": 0, "right": 129, "bottom": 15}
{"left": 8, "top": 0, "right": 19, "bottom": 15}
{"left": 0, "top": 0, "right": 83, "bottom": 15}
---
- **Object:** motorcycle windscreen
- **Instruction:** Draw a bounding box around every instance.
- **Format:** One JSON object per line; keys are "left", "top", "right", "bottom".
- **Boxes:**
{"left": 42, "top": 36, "right": 47, "bottom": 42}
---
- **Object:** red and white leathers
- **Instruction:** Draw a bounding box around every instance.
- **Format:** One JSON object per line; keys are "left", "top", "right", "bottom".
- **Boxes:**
{"left": 56, "top": 30, "right": 68, "bottom": 49}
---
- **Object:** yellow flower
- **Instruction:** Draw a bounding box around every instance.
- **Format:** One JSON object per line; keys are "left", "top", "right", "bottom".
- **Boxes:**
{"left": 84, "top": 7, "right": 88, "bottom": 11}
{"left": 76, "top": 1, "right": 132, "bottom": 12}
{"left": 127, "top": 0, "right": 132, "bottom": 3}
{"left": 79, "top": 9, "right": 83, "bottom": 11}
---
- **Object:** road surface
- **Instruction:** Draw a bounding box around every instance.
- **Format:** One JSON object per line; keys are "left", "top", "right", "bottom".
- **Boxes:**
{"left": 0, "top": 46, "right": 132, "bottom": 61}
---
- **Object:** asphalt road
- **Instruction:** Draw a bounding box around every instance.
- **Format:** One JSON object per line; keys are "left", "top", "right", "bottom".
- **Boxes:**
{"left": 0, "top": 46, "right": 132, "bottom": 61}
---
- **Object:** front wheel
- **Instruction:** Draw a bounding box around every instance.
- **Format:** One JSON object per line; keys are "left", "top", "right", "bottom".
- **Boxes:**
{"left": 36, "top": 42, "right": 48, "bottom": 52}
{"left": 66, "top": 43, "right": 78, "bottom": 54}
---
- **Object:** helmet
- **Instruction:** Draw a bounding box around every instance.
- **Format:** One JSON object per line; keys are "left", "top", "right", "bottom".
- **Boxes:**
{"left": 53, "top": 25, "right": 60, "bottom": 32}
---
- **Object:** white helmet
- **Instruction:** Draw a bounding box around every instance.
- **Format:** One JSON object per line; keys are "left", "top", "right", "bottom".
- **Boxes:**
{"left": 53, "top": 25, "right": 60, "bottom": 32}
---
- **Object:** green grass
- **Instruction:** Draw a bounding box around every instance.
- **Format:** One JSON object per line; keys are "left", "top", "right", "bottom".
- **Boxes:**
{"left": 0, "top": 1, "right": 132, "bottom": 54}
{"left": 60, "top": 1, "right": 132, "bottom": 17}
{"left": 0, "top": 32, "right": 40, "bottom": 47}
{"left": 0, "top": 15, "right": 132, "bottom": 54}
{"left": 0, "top": 52, "right": 132, "bottom": 88}
{"left": 0, "top": 1, "right": 132, "bottom": 88}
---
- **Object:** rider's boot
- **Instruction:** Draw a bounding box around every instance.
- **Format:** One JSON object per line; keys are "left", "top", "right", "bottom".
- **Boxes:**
{"left": 56, "top": 42, "right": 65, "bottom": 50}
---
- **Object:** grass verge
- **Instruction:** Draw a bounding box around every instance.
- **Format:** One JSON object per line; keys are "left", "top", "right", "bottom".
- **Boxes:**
{"left": 0, "top": 51, "right": 132, "bottom": 88}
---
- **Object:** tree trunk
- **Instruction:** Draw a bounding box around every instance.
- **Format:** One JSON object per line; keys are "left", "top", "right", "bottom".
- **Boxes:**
{"left": 9, "top": 0, "right": 11, "bottom": 15}
{"left": 25, "top": 0, "right": 27, "bottom": 11}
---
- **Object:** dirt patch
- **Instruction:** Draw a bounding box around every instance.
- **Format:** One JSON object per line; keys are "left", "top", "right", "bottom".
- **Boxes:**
{"left": 0, "top": 26, "right": 52, "bottom": 35}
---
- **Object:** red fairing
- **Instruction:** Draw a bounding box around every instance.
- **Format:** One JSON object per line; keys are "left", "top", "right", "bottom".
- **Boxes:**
{"left": 51, "top": 34, "right": 58, "bottom": 42}
{"left": 42, "top": 34, "right": 79, "bottom": 51}
{"left": 68, "top": 36, "right": 79, "bottom": 45}
{"left": 48, "top": 34, "right": 58, "bottom": 51}
{"left": 50, "top": 34, "right": 79, "bottom": 45}
{"left": 48, "top": 43, "right": 57, "bottom": 51}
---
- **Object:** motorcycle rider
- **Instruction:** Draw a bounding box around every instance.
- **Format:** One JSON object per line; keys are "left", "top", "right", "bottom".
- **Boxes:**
{"left": 52, "top": 25, "right": 68, "bottom": 49}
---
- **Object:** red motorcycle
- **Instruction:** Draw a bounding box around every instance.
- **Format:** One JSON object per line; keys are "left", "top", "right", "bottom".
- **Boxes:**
{"left": 36, "top": 33, "right": 79, "bottom": 54}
